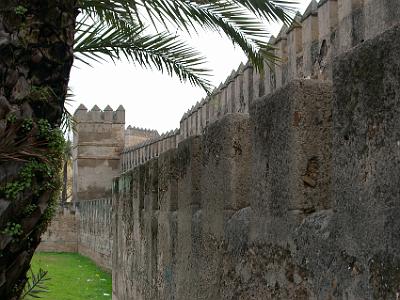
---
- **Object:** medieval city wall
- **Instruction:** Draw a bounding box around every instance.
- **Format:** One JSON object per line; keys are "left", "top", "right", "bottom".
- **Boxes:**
{"left": 38, "top": 104, "right": 124, "bottom": 270}
{"left": 39, "top": 98, "right": 159, "bottom": 269}
{"left": 112, "top": 79, "right": 333, "bottom": 299}
{"left": 112, "top": 22, "right": 400, "bottom": 299}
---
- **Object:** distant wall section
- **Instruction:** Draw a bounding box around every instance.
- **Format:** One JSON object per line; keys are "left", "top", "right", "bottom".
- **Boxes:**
{"left": 78, "top": 198, "right": 113, "bottom": 272}
{"left": 125, "top": 126, "right": 159, "bottom": 148}
{"left": 37, "top": 206, "right": 78, "bottom": 253}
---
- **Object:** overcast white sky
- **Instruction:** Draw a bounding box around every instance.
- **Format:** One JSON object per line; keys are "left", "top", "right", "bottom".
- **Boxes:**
{"left": 68, "top": 1, "right": 311, "bottom": 133}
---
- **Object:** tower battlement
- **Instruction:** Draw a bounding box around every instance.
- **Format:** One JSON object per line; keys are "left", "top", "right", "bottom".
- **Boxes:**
{"left": 73, "top": 104, "right": 125, "bottom": 124}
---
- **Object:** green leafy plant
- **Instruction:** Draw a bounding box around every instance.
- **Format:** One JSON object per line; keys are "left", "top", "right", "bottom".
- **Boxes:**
{"left": 6, "top": 113, "right": 17, "bottom": 124}
{"left": 26, "top": 86, "right": 54, "bottom": 103}
{"left": 2, "top": 222, "right": 23, "bottom": 237}
{"left": 21, "top": 119, "right": 34, "bottom": 132}
{"left": 23, "top": 204, "right": 38, "bottom": 217}
{"left": 21, "top": 268, "right": 50, "bottom": 299}
{"left": 1, "top": 160, "right": 48, "bottom": 199}
{"left": 14, "top": 5, "right": 28, "bottom": 16}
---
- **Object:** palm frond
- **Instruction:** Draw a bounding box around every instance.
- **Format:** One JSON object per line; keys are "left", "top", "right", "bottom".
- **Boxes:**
{"left": 61, "top": 89, "right": 77, "bottom": 134}
{"left": 77, "top": 0, "right": 297, "bottom": 73}
{"left": 21, "top": 268, "right": 50, "bottom": 299}
{"left": 232, "top": 0, "right": 298, "bottom": 24}
{"left": 74, "top": 19, "right": 212, "bottom": 91}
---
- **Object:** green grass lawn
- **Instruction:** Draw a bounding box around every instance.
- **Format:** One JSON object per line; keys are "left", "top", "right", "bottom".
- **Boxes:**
{"left": 30, "top": 252, "right": 112, "bottom": 300}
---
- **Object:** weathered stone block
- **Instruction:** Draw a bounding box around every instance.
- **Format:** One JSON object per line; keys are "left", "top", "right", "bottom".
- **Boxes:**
{"left": 364, "top": 0, "right": 400, "bottom": 41}
{"left": 201, "top": 113, "right": 252, "bottom": 299}
{"left": 176, "top": 137, "right": 202, "bottom": 300}
{"left": 157, "top": 149, "right": 178, "bottom": 300}
{"left": 251, "top": 79, "right": 333, "bottom": 233}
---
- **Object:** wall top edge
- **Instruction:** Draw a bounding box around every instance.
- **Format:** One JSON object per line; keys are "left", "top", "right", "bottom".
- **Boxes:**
{"left": 122, "top": 129, "right": 180, "bottom": 153}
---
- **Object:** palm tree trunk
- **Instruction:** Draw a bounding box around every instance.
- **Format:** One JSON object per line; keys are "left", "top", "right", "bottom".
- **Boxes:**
{"left": 0, "top": 1, "right": 77, "bottom": 299}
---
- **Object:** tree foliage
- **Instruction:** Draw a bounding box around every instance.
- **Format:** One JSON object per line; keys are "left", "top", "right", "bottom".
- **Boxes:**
{"left": 74, "top": 0, "right": 297, "bottom": 92}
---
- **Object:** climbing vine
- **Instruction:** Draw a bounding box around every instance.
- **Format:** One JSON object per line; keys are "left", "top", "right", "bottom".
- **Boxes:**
{"left": 22, "top": 204, "right": 37, "bottom": 217}
{"left": 26, "top": 86, "right": 56, "bottom": 103}
{"left": 14, "top": 5, "right": 28, "bottom": 16}
{"left": 2, "top": 222, "right": 23, "bottom": 237}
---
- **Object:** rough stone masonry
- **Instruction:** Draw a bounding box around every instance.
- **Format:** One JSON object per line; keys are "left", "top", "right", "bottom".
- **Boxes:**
{"left": 39, "top": 0, "right": 400, "bottom": 299}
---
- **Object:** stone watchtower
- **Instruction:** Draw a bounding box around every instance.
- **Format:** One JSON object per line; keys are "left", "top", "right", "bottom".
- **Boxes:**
{"left": 72, "top": 104, "right": 125, "bottom": 202}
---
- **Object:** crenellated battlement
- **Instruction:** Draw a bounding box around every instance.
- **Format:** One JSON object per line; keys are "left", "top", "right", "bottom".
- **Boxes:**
{"left": 125, "top": 126, "right": 159, "bottom": 136}
{"left": 121, "top": 129, "right": 179, "bottom": 171}
{"left": 73, "top": 104, "right": 125, "bottom": 124}
{"left": 170, "top": 0, "right": 400, "bottom": 147}
{"left": 124, "top": 125, "right": 159, "bottom": 148}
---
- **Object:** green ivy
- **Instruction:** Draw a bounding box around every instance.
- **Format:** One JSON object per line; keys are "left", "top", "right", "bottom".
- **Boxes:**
{"left": 2, "top": 222, "right": 23, "bottom": 237}
{"left": 1, "top": 160, "right": 52, "bottom": 199}
{"left": 21, "top": 118, "right": 33, "bottom": 132}
{"left": 6, "top": 113, "right": 17, "bottom": 124}
{"left": 1, "top": 181, "right": 26, "bottom": 200}
{"left": 23, "top": 204, "right": 37, "bottom": 217}
{"left": 35, "top": 119, "right": 65, "bottom": 232}
{"left": 14, "top": 5, "right": 28, "bottom": 16}
{"left": 26, "top": 86, "right": 53, "bottom": 103}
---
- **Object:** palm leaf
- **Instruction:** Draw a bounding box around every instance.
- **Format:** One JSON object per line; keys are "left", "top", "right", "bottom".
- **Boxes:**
{"left": 74, "top": 18, "right": 212, "bottom": 91}
{"left": 77, "top": 0, "right": 297, "bottom": 74}
{"left": 21, "top": 268, "right": 50, "bottom": 299}
{"left": 232, "top": 0, "right": 298, "bottom": 24}
{"left": 61, "top": 89, "right": 77, "bottom": 134}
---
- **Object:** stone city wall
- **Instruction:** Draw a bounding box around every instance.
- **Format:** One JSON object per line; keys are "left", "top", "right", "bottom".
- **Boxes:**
{"left": 37, "top": 205, "right": 78, "bottom": 253}
{"left": 112, "top": 79, "right": 332, "bottom": 299}
{"left": 121, "top": 129, "right": 179, "bottom": 172}
{"left": 112, "top": 22, "right": 400, "bottom": 299}
{"left": 78, "top": 198, "right": 113, "bottom": 272}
